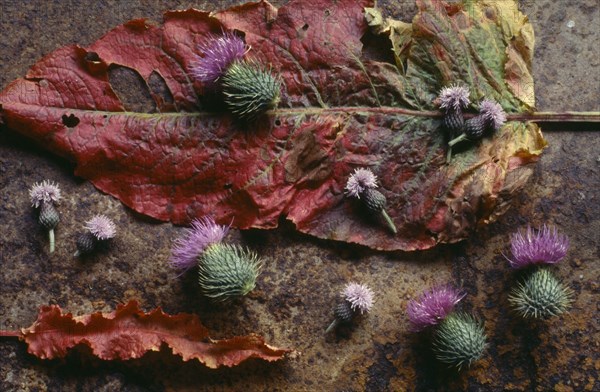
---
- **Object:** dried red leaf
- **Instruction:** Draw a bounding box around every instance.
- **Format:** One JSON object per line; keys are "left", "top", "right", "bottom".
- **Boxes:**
{"left": 13, "top": 301, "right": 291, "bottom": 368}
{"left": 0, "top": 0, "right": 545, "bottom": 250}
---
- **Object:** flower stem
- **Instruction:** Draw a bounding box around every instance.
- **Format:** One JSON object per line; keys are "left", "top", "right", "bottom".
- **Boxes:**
{"left": 325, "top": 318, "right": 340, "bottom": 334}
{"left": 48, "top": 229, "right": 55, "bottom": 253}
{"left": 448, "top": 133, "right": 468, "bottom": 147}
{"left": 381, "top": 209, "right": 397, "bottom": 234}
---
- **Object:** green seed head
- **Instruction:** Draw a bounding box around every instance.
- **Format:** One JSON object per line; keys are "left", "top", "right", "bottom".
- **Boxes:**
{"left": 509, "top": 268, "right": 573, "bottom": 319}
{"left": 222, "top": 60, "right": 281, "bottom": 121}
{"left": 198, "top": 243, "right": 262, "bottom": 302}
{"left": 433, "top": 312, "right": 487, "bottom": 370}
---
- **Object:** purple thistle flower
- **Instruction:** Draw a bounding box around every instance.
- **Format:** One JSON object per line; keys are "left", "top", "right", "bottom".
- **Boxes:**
{"left": 505, "top": 225, "right": 569, "bottom": 269}
{"left": 345, "top": 168, "right": 378, "bottom": 199}
{"left": 170, "top": 216, "right": 229, "bottom": 273}
{"left": 190, "top": 31, "right": 247, "bottom": 89}
{"left": 29, "top": 180, "right": 61, "bottom": 208}
{"left": 438, "top": 85, "right": 470, "bottom": 112}
{"left": 479, "top": 99, "right": 506, "bottom": 130}
{"left": 342, "top": 282, "right": 374, "bottom": 314}
{"left": 85, "top": 215, "right": 116, "bottom": 240}
{"left": 407, "top": 286, "right": 465, "bottom": 332}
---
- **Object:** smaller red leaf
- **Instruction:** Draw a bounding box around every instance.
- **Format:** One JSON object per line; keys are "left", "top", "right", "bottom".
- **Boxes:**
{"left": 14, "top": 301, "right": 291, "bottom": 368}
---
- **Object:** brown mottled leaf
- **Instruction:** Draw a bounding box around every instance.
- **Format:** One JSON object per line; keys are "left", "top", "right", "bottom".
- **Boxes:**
{"left": 13, "top": 301, "right": 291, "bottom": 368}
{"left": 0, "top": 0, "right": 545, "bottom": 250}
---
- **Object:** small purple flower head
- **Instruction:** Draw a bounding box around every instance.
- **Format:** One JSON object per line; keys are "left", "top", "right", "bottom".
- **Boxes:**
{"left": 438, "top": 85, "right": 471, "bottom": 112}
{"left": 407, "top": 286, "right": 465, "bottom": 332}
{"left": 29, "top": 180, "right": 62, "bottom": 208}
{"left": 342, "top": 282, "right": 374, "bottom": 314}
{"left": 479, "top": 99, "right": 507, "bottom": 130}
{"left": 505, "top": 225, "right": 569, "bottom": 269}
{"left": 170, "top": 216, "right": 229, "bottom": 273}
{"left": 190, "top": 31, "right": 247, "bottom": 89}
{"left": 345, "top": 168, "right": 378, "bottom": 199}
{"left": 85, "top": 215, "right": 116, "bottom": 240}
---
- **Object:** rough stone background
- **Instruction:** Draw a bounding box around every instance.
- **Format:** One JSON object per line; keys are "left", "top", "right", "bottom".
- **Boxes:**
{"left": 0, "top": 0, "right": 598, "bottom": 391}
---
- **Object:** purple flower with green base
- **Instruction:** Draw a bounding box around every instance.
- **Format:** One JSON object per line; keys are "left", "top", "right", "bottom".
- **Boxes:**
{"left": 345, "top": 168, "right": 378, "bottom": 199}
{"left": 75, "top": 215, "right": 117, "bottom": 257}
{"left": 191, "top": 32, "right": 247, "bottom": 89}
{"left": 326, "top": 282, "right": 375, "bottom": 333}
{"left": 407, "top": 286, "right": 465, "bottom": 332}
{"left": 505, "top": 225, "right": 569, "bottom": 269}
{"left": 29, "top": 180, "right": 62, "bottom": 253}
{"left": 170, "top": 216, "right": 229, "bottom": 272}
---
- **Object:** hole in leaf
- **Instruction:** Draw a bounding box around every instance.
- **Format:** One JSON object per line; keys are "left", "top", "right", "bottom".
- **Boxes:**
{"left": 302, "top": 23, "right": 309, "bottom": 31}
{"left": 361, "top": 30, "right": 395, "bottom": 65}
{"left": 108, "top": 65, "right": 156, "bottom": 113}
{"left": 274, "top": 119, "right": 282, "bottom": 126}
{"left": 61, "top": 113, "right": 80, "bottom": 128}
{"left": 84, "top": 52, "right": 101, "bottom": 62}
{"left": 148, "top": 71, "right": 175, "bottom": 111}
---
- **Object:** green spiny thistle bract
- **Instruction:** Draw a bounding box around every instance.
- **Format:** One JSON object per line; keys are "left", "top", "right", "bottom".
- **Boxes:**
{"left": 222, "top": 60, "right": 281, "bottom": 121}
{"left": 198, "top": 243, "right": 262, "bottom": 302}
{"left": 433, "top": 312, "right": 487, "bottom": 370}
{"left": 509, "top": 268, "right": 573, "bottom": 319}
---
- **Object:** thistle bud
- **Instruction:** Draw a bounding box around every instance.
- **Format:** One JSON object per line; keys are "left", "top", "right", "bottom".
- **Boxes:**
{"left": 198, "top": 243, "right": 262, "bottom": 302}
{"left": 326, "top": 282, "right": 374, "bottom": 334}
{"left": 170, "top": 216, "right": 262, "bottom": 301}
{"left": 39, "top": 202, "right": 60, "bottom": 230}
{"left": 433, "top": 312, "right": 487, "bottom": 370}
{"left": 222, "top": 60, "right": 281, "bottom": 121}
{"left": 509, "top": 268, "right": 573, "bottom": 319}
{"left": 407, "top": 286, "right": 486, "bottom": 370}
{"left": 74, "top": 215, "right": 116, "bottom": 257}
{"left": 345, "top": 168, "right": 397, "bottom": 234}
{"left": 448, "top": 99, "right": 507, "bottom": 148}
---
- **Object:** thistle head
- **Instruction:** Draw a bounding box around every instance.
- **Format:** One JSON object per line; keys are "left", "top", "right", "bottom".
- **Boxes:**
{"left": 509, "top": 268, "right": 573, "bottom": 319}
{"left": 505, "top": 225, "right": 569, "bottom": 269}
{"left": 29, "top": 180, "right": 62, "bottom": 208}
{"left": 85, "top": 215, "right": 116, "bottom": 241}
{"left": 345, "top": 168, "right": 378, "bottom": 199}
{"left": 222, "top": 60, "right": 281, "bottom": 121}
{"left": 342, "top": 282, "right": 374, "bottom": 314}
{"left": 479, "top": 99, "right": 506, "bottom": 130}
{"left": 170, "top": 217, "right": 229, "bottom": 273}
{"left": 191, "top": 31, "right": 247, "bottom": 89}
{"left": 433, "top": 312, "right": 487, "bottom": 370}
{"left": 438, "top": 85, "right": 470, "bottom": 112}
{"left": 198, "top": 243, "right": 262, "bottom": 301}
{"left": 407, "top": 286, "right": 465, "bottom": 332}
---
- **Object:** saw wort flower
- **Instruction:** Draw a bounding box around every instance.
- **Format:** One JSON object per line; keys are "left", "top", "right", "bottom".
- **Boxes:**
{"left": 326, "top": 282, "right": 374, "bottom": 333}
{"left": 29, "top": 180, "right": 62, "bottom": 253}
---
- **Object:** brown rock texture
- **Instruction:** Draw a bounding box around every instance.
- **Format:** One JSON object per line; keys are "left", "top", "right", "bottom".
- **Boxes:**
{"left": 0, "top": 1, "right": 598, "bottom": 391}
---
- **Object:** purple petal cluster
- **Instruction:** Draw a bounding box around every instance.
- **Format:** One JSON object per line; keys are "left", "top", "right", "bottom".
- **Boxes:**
{"left": 343, "top": 282, "right": 374, "bottom": 314}
{"left": 170, "top": 216, "right": 229, "bottom": 273}
{"left": 190, "top": 32, "right": 247, "bottom": 89}
{"left": 479, "top": 99, "right": 507, "bottom": 130}
{"left": 505, "top": 225, "right": 569, "bottom": 269}
{"left": 407, "top": 286, "right": 465, "bottom": 332}
{"left": 85, "top": 215, "right": 116, "bottom": 240}
{"left": 438, "top": 85, "right": 470, "bottom": 112}
{"left": 345, "top": 168, "right": 378, "bottom": 199}
{"left": 29, "top": 180, "right": 62, "bottom": 208}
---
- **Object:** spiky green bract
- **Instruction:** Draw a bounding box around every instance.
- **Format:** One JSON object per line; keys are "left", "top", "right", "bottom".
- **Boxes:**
{"left": 222, "top": 60, "right": 281, "bottom": 121}
{"left": 433, "top": 312, "right": 487, "bottom": 370}
{"left": 509, "top": 268, "right": 573, "bottom": 319}
{"left": 198, "top": 243, "right": 262, "bottom": 302}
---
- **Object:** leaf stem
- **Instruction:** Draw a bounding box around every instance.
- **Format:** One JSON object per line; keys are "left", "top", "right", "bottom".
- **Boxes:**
{"left": 0, "top": 330, "right": 21, "bottom": 337}
{"left": 506, "top": 111, "right": 600, "bottom": 123}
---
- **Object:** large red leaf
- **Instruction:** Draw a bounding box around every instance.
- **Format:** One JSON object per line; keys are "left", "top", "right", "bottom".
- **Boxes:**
{"left": 8, "top": 301, "right": 291, "bottom": 368}
{"left": 0, "top": 0, "right": 546, "bottom": 250}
